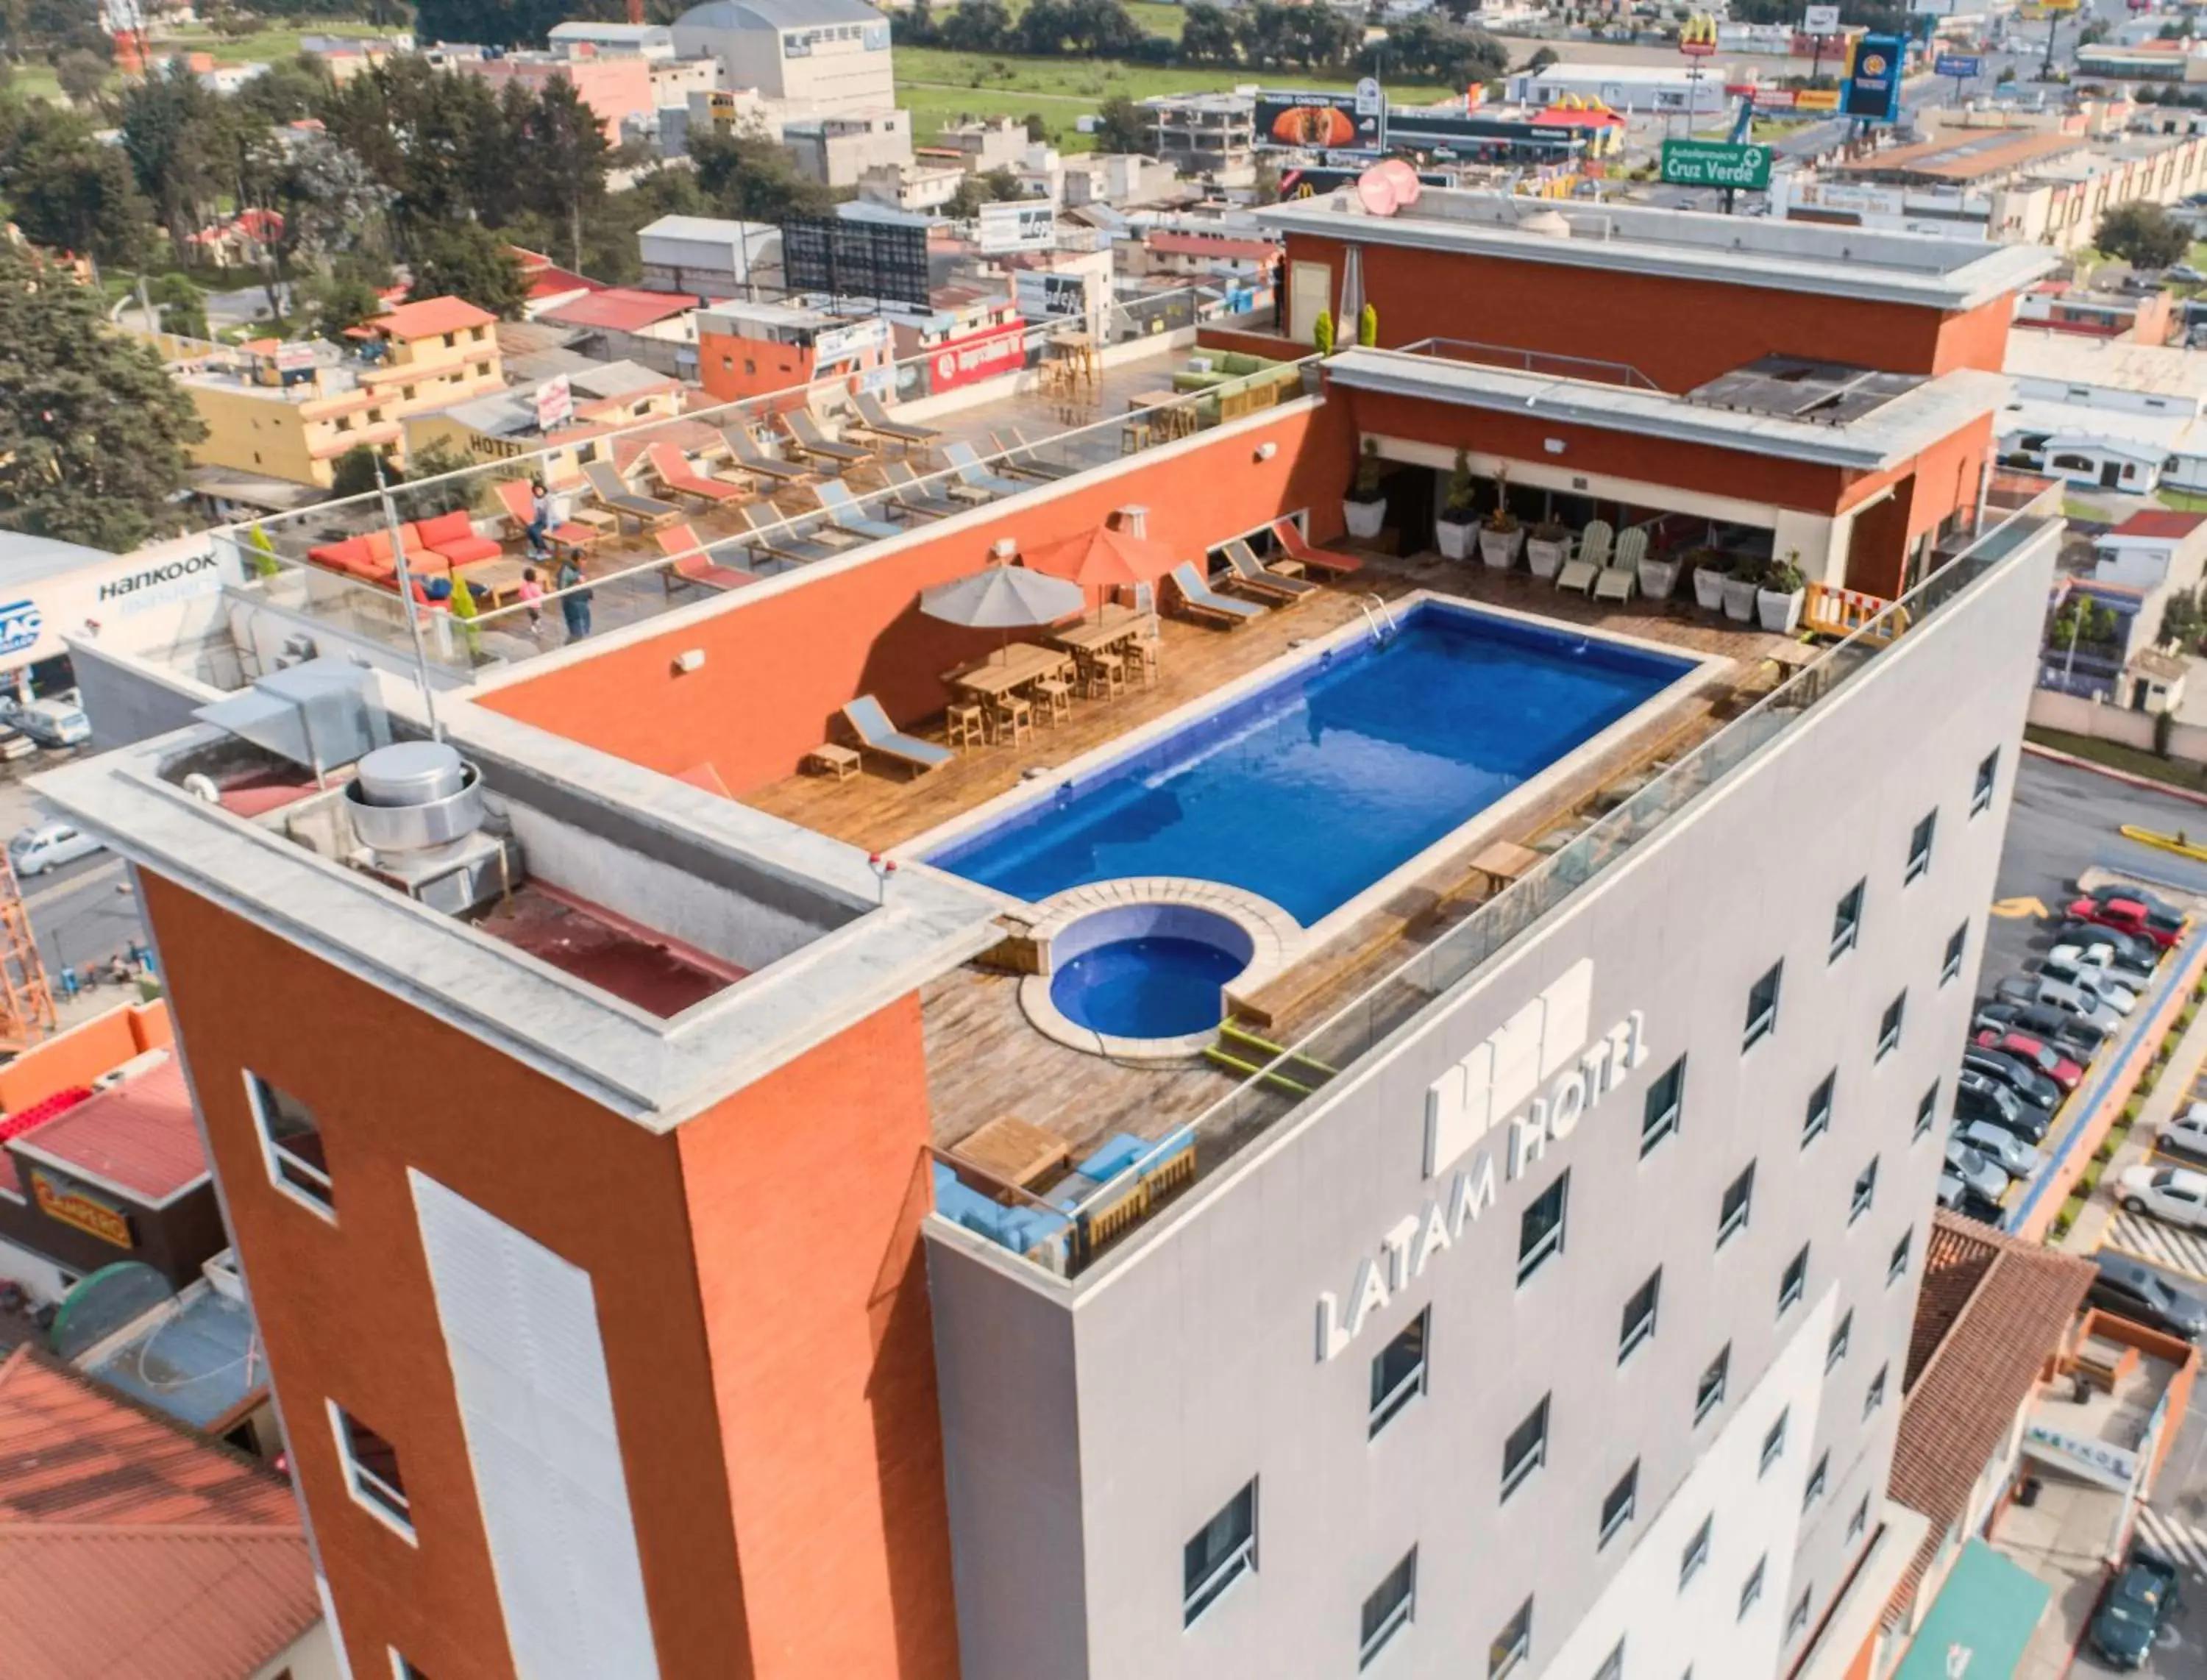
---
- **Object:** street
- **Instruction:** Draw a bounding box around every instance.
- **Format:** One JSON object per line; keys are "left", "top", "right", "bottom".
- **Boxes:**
{"left": 0, "top": 761, "right": 151, "bottom": 1020}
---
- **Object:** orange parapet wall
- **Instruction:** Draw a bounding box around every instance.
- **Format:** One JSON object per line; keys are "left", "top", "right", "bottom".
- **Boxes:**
{"left": 0, "top": 1000, "right": 172, "bottom": 1114}
{"left": 477, "top": 399, "right": 1350, "bottom": 794}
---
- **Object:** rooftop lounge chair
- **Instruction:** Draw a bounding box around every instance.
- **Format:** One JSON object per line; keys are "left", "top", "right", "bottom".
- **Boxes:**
{"left": 883, "top": 460, "right": 962, "bottom": 520}
{"left": 1221, "top": 538, "right": 1319, "bottom": 603}
{"left": 1165, "top": 561, "right": 1265, "bottom": 628}
{"left": 992, "top": 426, "right": 1076, "bottom": 480}
{"left": 944, "top": 441, "right": 1024, "bottom": 500}
{"left": 655, "top": 524, "right": 760, "bottom": 594}
{"left": 582, "top": 460, "right": 680, "bottom": 531}
{"left": 646, "top": 443, "right": 747, "bottom": 507}
{"left": 494, "top": 478, "right": 603, "bottom": 561}
{"left": 721, "top": 427, "right": 813, "bottom": 486}
{"left": 851, "top": 390, "right": 939, "bottom": 449}
{"left": 811, "top": 480, "right": 906, "bottom": 541}
{"left": 732, "top": 503, "right": 847, "bottom": 566}
{"left": 1591, "top": 527, "right": 1647, "bottom": 605}
{"left": 1268, "top": 518, "right": 1362, "bottom": 577}
{"left": 1556, "top": 519, "right": 1613, "bottom": 594}
{"left": 781, "top": 408, "right": 873, "bottom": 469}
{"left": 840, "top": 694, "right": 953, "bottom": 777}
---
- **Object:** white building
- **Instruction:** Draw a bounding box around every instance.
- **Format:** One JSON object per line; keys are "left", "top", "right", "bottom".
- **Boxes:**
{"left": 1507, "top": 62, "right": 1735, "bottom": 115}
{"left": 547, "top": 19, "right": 676, "bottom": 57}
{"left": 636, "top": 214, "right": 783, "bottom": 296}
{"left": 669, "top": 0, "right": 894, "bottom": 120}
{"left": 2001, "top": 327, "right": 2207, "bottom": 494}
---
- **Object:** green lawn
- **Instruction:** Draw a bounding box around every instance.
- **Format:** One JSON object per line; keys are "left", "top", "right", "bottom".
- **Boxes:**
{"left": 1123, "top": 1, "right": 1187, "bottom": 40}
{"left": 2160, "top": 486, "right": 2207, "bottom": 513}
{"left": 899, "top": 82, "right": 1098, "bottom": 150}
{"left": 156, "top": 16, "right": 403, "bottom": 67}
{"left": 2027, "top": 725, "right": 2207, "bottom": 792}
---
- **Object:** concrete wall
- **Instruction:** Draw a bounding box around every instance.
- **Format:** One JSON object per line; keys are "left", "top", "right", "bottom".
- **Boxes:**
{"left": 2029, "top": 687, "right": 2207, "bottom": 761}
{"left": 923, "top": 521, "right": 2058, "bottom": 1679}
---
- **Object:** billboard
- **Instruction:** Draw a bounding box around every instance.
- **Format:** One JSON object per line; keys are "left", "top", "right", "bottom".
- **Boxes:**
{"left": 1660, "top": 138, "right": 1774, "bottom": 189}
{"left": 1804, "top": 4, "right": 1841, "bottom": 29}
{"left": 779, "top": 216, "right": 931, "bottom": 308}
{"left": 1254, "top": 82, "right": 1386, "bottom": 153}
{"left": 1840, "top": 32, "right": 1905, "bottom": 122}
{"left": 1934, "top": 52, "right": 1981, "bottom": 76}
{"left": 1279, "top": 164, "right": 1451, "bottom": 199}
{"left": 1014, "top": 271, "right": 1090, "bottom": 319}
{"left": 924, "top": 320, "right": 1029, "bottom": 394}
{"left": 976, "top": 200, "right": 1056, "bottom": 255}
{"left": 1795, "top": 87, "right": 1841, "bottom": 110}
{"left": 533, "top": 374, "right": 573, "bottom": 432}
{"left": 812, "top": 316, "right": 890, "bottom": 369}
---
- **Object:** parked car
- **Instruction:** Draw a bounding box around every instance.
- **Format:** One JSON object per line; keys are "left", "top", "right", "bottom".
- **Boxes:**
{"left": 2169, "top": 263, "right": 2207, "bottom": 285}
{"left": 1974, "top": 1030, "right": 2084, "bottom": 1092}
{"left": 2090, "top": 1545, "right": 2181, "bottom": 1669}
{"left": 2020, "top": 975, "right": 2127, "bottom": 1032}
{"left": 1975, "top": 997, "right": 2108, "bottom": 1060}
{"left": 1954, "top": 1119, "right": 2042, "bottom": 1181}
{"left": 7, "top": 820, "right": 103, "bottom": 879}
{"left": 1944, "top": 1136, "right": 2012, "bottom": 1205}
{"left": 2088, "top": 1253, "right": 2207, "bottom": 1341}
{"left": 2069, "top": 894, "right": 2186, "bottom": 951}
{"left": 2118, "top": 1164, "right": 2207, "bottom": 1231}
{"left": 1955, "top": 1068, "right": 2050, "bottom": 1143}
{"left": 2050, "top": 926, "right": 2158, "bottom": 983}
{"left": 2083, "top": 882, "right": 2184, "bottom": 921}
{"left": 1936, "top": 1170, "right": 2002, "bottom": 1225}
{"left": 2161, "top": 1104, "right": 2207, "bottom": 1160}
{"left": 1961, "top": 1047, "right": 2062, "bottom": 1117}
{"left": 2037, "top": 956, "right": 2139, "bottom": 1014}
{"left": 0, "top": 697, "right": 89, "bottom": 750}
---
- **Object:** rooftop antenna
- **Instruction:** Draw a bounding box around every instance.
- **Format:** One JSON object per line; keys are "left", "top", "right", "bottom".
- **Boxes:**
{"left": 372, "top": 455, "right": 447, "bottom": 744}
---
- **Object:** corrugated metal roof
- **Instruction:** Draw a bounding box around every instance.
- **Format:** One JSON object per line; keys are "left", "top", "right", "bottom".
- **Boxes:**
{"left": 11, "top": 1058, "right": 207, "bottom": 1206}
{"left": 374, "top": 294, "right": 498, "bottom": 340}
{"left": 542, "top": 288, "right": 701, "bottom": 333}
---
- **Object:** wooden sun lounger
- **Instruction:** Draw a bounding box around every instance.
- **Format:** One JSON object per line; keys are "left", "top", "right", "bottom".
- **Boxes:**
{"left": 496, "top": 479, "right": 604, "bottom": 560}
{"left": 883, "top": 461, "right": 962, "bottom": 519}
{"left": 992, "top": 426, "right": 1075, "bottom": 480}
{"left": 720, "top": 427, "right": 814, "bottom": 486}
{"left": 582, "top": 460, "right": 680, "bottom": 530}
{"left": 1165, "top": 561, "right": 1265, "bottom": 628}
{"left": 944, "top": 442, "right": 1024, "bottom": 500}
{"left": 1221, "top": 538, "right": 1319, "bottom": 602}
{"left": 655, "top": 524, "right": 760, "bottom": 594}
{"left": 811, "top": 480, "right": 906, "bottom": 540}
{"left": 852, "top": 390, "right": 939, "bottom": 447}
{"left": 732, "top": 504, "right": 847, "bottom": 565}
{"left": 1269, "top": 519, "right": 1362, "bottom": 576}
{"left": 647, "top": 443, "right": 747, "bottom": 507}
{"left": 782, "top": 408, "right": 873, "bottom": 469}
{"left": 839, "top": 694, "right": 953, "bottom": 776}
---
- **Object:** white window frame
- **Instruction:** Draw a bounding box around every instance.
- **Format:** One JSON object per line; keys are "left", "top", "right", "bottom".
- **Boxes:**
{"left": 1803, "top": 1452, "right": 1829, "bottom": 1512}
{"left": 1802, "top": 1072, "right": 1835, "bottom": 1148}
{"left": 1738, "top": 1556, "right": 1767, "bottom": 1620}
{"left": 1830, "top": 880, "right": 1864, "bottom": 961}
{"left": 1501, "top": 1398, "right": 1549, "bottom": 1501}
{"left": 1182, "top": 1481, "right": 1257, "bottom": 1628}
{"left": 1876, "top": 992, "right": 1905, "bottom": 1062}
{"left": 1680, "top": 1517, "right": 1713, "bottom": 1590}
{"left": 1368, "top": 1311, "right": 1429, "bottom": 1439}
{"left": 1941, "top": 924, "right": 1967, "bottom": 986}
{"left": 1599, "top": 1462, "right": 1638, "bottom": 1549}
{"left": 1360, "top": 1551, "right": 1416, "bottom": 1670}
{"left": 1972, "top": 750, "right": 1998, "bottom": 816}
{"left": 1826, "top": 1311, "right": 1852, "bottom": 1373}
{"left": 1759, "top": 1409, "right": 1788, "bottom": 1477}
{"left": 1905, "top": 811, "right": 1936, "bottom": 884}
{"left": 1850, "top": 1158, "right": 1878, "bottom": 1225}
{"left": 1779, "top": 1247, "right": 1808, "bottom": 1317}
{"left": 246, "top": 1072, "right": 336, "bottom": 1222}
{"left": 329, "top": 1400, "right": 415, "bottom": 1544}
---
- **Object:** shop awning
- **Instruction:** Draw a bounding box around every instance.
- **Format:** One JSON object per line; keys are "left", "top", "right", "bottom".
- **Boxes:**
{"left": 1892, "top": 1540, "right": 2053, "bottom": 1680}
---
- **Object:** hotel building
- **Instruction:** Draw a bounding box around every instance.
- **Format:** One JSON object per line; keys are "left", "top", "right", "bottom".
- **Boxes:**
{"left": 46, "top": 194, "right": 2064, "bottom": 1680}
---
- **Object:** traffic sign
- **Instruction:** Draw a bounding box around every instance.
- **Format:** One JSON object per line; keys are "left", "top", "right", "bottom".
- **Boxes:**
{"left": 1660, "top": 138, "right": 1773, "bottom": 190}
{"left": 1935, "top": 52, "right": 1982, "bottom": 76}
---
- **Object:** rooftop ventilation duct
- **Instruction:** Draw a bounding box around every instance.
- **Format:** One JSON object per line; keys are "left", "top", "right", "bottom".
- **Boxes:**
{"left": 343, "top": 741, "right": 511, "bottom": 917}
{"left": 192, "top": 657, "right": 385, "bottom": 781}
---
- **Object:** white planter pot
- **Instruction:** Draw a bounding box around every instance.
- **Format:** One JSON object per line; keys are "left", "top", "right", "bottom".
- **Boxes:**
{"left": 1527, "top": 536, "right": 1569, "bottom": 579}
{"left": 1692, "top": 567, "right": 1730, "bottom": 612}
{"left": 1479, "top": 527, "right": 1524, "bottom": 569}
{"left": 1436, "top": 519, "right": 1476, "bottom": 562}
{"left": 1638, "top": 558, "right": 1680, "bottom": 601}
{"left": 1343, "top": 497, "right": 1386, "bottom": 541}
{"left": 1757, "top": 587, "right": 1805, "bottom": 634}
{"left": 1721, "top": 576, "right": 1759, "bottom": 623}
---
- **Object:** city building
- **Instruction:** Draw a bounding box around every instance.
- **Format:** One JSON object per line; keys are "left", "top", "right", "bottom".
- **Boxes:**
{"left": 1142, "top": 90, "right": 1258, "bottom": 180}
{"left": 41, "top": 192, "right": 2064, "bottom": 1680}
{"left": 695, "top": 296, "right": 893, "bottom": 402}
{"left": 671, "top": 0, "right": 894, "bottom": 121}
{"left": 450, "top": 51, "right": 658, "bottom": 141}
{"left": 2037, "top": 510, "right": 2207, "bottom": 705}
{"left": 638, "top": 213, "right": 783, "bottom": 297}
{"left": 536, "top": 287, "right": 714, "bottom": 380}
{"left": 404, "top": 360, "right": 687, "bottom": 471}
{"left": 934, "top": 115, "right": 1031, "bottom": 177}
{"left": 1505, "top": 61, "right": 1735, "bottom": 116}
{"left": 1132, "top": 229, "right": 1282, "bottom": 282}
{"left": 547, "top": 18, "right": 677, "bottom": 57}
{"left": 2000, "top": 329, "right": 2207, "bottom": 496}
{"left": 0, "top": 532, "right": 238, "bottom": 705}
{"left": 859, "top": 160, "right": 967, "bottom": 213}
{"left": 783, "top": 107, "right": 915, "bottom": 187}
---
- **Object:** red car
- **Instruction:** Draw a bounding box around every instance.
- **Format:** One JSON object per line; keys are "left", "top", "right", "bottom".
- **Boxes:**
{"left": 1975, "top": 1029, "right": 2083, "bottom": 1092}
{"left": 2068, "top": 894, "right": 2184, "bottom": 951}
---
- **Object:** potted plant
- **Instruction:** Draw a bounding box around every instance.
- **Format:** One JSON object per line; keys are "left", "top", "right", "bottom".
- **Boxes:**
{"left": 1690, "top": 547, "right": 1732, "bottom": 613}
{"left": 1636, "top": 541, "right": 1681, "bottom": 602}
{"left": 1343, "top": 438, "right": 1386, "bottom": 541}
{"left": 1478, "top": 465, "right": 1523, "bottom": 569}
{"left": 1527, "top": 517, "right": 1571, "bottom": 579}
{"left": 1437, "top": 448, "right": 1478, "bottom": 561}
{"left": 1756, "top": 552, "right": 1807, "bottom": 634}
{"left": 1721, "top": 554, "right": 1763, "bottom": 624}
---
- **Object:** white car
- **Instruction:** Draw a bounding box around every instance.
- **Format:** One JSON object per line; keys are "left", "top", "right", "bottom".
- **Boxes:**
{"left": 2162, "top": 1105, "right": 2207, "bottom": 1161}
{"left": 2118, "top": 1164, "right": 2207, "bottom": 1231}
{"left": 2039, "top": 956, "right": 2138, "bottom": 1014}
{"left": 1, "top": 697, "right": 89, "bottom": 749}
{"left": 6, "top": 819, "right": 102, "bottom": 878}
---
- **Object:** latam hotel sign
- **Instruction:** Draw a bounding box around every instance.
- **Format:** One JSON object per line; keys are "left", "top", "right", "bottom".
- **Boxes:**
{"left": 1318, "top": 961, "right": 1648, "bottom": 1360}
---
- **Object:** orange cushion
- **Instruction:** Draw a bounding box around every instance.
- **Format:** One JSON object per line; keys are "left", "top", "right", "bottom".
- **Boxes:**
{"left": 414, "top": 511, "right": 472, "bottom": 548}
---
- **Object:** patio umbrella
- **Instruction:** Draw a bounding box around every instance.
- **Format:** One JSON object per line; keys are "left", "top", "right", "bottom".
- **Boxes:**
{"left": 920, "top": 562, "right": 1086, "bottom": 661}
{"left": 1026, "top": 524, "right": 1179, "bottom": 609}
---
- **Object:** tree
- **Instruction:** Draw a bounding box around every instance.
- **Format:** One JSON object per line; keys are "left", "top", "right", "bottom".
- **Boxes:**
{"left": 1023, "top": 112, "right": 1048, "bottom": 143}
{"left": 1, "top": 115, "right": 157, "bottom": 268}
{"left": 406, "top": 221, "right": 529, "bottom": 318}
{"left": 2164, "top": 585, "right": 2205, "bottom": 649}
{"left": 330, "top": 443, "right": 394, "bottom": 499}
{"left": 0, "top": 245, "right": 206, "bottom": 550}
{"left": 2096, "top": 202, "right": 2190, "bottom": 270}
{"left": 1525, "top": 45, "right": 1560, "bottom": 73}
{"left": 1180, "top": 3, "right": 1240, "bottom": 64}
{"left": 54, "top": 49, "right": 109, "bottom": 107}
{"left": 519, "top": 74, "right": 611, "bottom": 272}
{"left": 303, "top": 254, "right": 389, "bottom": 342}
{"left": 1093, "top": 93, "right": 1149, "bottom": 155}
{"left": 688, "top": 124, "right": 834, "bottom": 220}
{"left": 147, "top": 271, "right": 207, "bottom": 340}
{"left": 938, "top": 0, "right": 1012, "bottom": 51}
{"left": 118, "top": 61, "right": 235, "bottom": 250}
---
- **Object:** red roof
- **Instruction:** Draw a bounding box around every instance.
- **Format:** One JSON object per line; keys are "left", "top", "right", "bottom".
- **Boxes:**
{"left": 0, "top": 1348, "right": 319, "bottom": 1680}
{"left": 374, "top": 294, "right": 497, "bottom": 340}
{"left": 1145, "top": 232, "right": 1279, "bottom": 263}
{"left": 2110, "top": 508, "right": 2207, "bottom": 540}
{"left": 541, "top": 287, "right": 700, "bottom": 333}
{"left": 11, "top": 1058, "right": 207, "bottom": 1206}
{"left": 528, "top": 264, "right": 605, "bottom": 301}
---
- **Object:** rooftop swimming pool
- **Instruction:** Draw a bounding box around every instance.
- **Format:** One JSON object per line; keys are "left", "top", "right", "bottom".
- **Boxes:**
{"left": 925, "top": 599, "right": 1701, "bottom": 931}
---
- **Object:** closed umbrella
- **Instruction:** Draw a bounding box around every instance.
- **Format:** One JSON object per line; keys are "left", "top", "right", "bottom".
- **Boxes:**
{"left": 920, "top": 562, "right": 1087, "bottom": 661}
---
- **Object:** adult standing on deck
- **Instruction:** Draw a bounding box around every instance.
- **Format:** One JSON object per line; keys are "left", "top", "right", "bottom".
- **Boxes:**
{"left": 555, "top": 553, "right": 592, "bottom": 642}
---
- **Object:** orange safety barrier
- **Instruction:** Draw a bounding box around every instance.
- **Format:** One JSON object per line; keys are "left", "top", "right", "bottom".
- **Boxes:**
{"left": 1804, "top": 581, "right": 1909, "bottom": 644}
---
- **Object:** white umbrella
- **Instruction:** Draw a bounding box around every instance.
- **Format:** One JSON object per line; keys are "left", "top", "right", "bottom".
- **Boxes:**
{"left": 920, "top": 563, "right": 1086, "bottom": 661}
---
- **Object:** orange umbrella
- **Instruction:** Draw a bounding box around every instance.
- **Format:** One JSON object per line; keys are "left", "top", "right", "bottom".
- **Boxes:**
{"left": 1026, "top": 524, "right": 1179, "bottom": 603}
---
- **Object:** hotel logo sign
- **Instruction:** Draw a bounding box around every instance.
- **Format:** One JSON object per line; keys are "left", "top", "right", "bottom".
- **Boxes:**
{"left": 1316, "top": 961, "right": 1648, "bottom": 1361}
{"left": 29, "top": 1167, "right": 135, "bottom": 1250}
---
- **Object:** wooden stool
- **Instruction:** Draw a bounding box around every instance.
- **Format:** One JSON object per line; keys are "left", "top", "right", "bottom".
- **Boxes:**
{"left": 806, "top": 743, "right": 860, "bottom": 780}
{"left": 1033, "top": 676, "right": 1072, "bottom": 725}
{"left": 1130, "top": 641, "right": 1159, "bottom": 686}
{"left": 992, "top": 697, "right": 1033, "bottom": 744}
{"left": 1083, "top": 652, "right": 1124, "bottom": 701}
{"left": 946, "top": 702, "right": 987, "bottom": 749}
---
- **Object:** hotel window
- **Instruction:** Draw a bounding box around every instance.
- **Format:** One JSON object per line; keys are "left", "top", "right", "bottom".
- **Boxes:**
{"left": 1743, "top": 961, "right": 1782, "bottom": 1051}
{"left": 1359, "top": 1549, "right": 1416, "bottom": 1670}
{"left": 1593, "top": 1640, "right": 1625, "bottom": 1680}
{"left": 1501, "top": 1396, "right": 1549, "bottom": 1502}
{"left": 1864, "top": 1364, "right": 1888, "bottom": 1420}
{"left": 1518, "top": 1172, "right": 1568, "bottom": 1286}
{"left": 1804, "top": 1451, "right": 1830, "bottom": 1512}
{"left": 329, "top": 1403, "right": 413, "bottom": 1541}
{"left": 1830, "top": 880, "right": 1865, "bottom": 961}
{"left": 1680, "top": 1517, "right": 1713, "bottom": 1590}
{"left": 1694, "top": 1345, "right": 1730, "bottom": 1425}
{"left": 1905, "top": 811, "right": 1937, "bottom": 884}
{"left": 1369, "top": 1311, "right": 1429, "bottom": 1438}
{"left": 1850, "top": 1158, "right": 1879, "bottom": 1225}
{"left": 1876, "top": 992, "right": 1905, "bottom": 1062}
{"left": 1738, "top": 1556, "right": 1767, "bottom": 1620}
{"left": 1641, "top": 1055, "right": 1686, "bottom": 1156}
{"left": 1888, "top": 1228, "right": 1913, "bottom": 1286}
{"left": 1779, "top": 1245, "right": 1809, "bottom": 1317}
{"left": 1599, "top": 1462, "right": 1638, "bottom": 1550}
{"left": 1942, "top": 924, "right": 1967, "bottom": 987}
{"left": 1827, "top": 1310, "right": 1852, "bottom": 1373}
{"left": 1787, "top": 1585, "right": 1814, "bottom": 1644}
{"left": 1973, "top": 750, "right": 1999, "bottom": 816}
{"left": 1717, "top": 1164, "right": 1754, "bottom": 1250}
{"left": 1802, "top": 1071, "right": 1835, "bottom": 1149}
{"left": 1847, "top": 1495, "right": 1870, "bottom": 1545}
{"left": 1914, "top": 1082, "right": 1938, "bottom": 1140}
{"left": 1760, "top": 1409, "right": 1788, "bottom": 1477}
{"left": 1489, "top": 1598, "right": 1532, "bottom": 1680}
{"left": 1183, "top": 1481, "right": 1257, "bottom": 1626}
{"left": 1619, "top": 1270, "right": 1660, "bottom": 1364}
{"left": 248, "top": 1073, "right": 335, "bottom": 1219}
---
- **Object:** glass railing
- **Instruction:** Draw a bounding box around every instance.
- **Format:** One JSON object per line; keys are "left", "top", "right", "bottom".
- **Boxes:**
{"left": 1395, "top": 337, "right": 1666, "bottom": 392}
{"left": 933, "top": 507, "right": 2056, "bottom": 1283}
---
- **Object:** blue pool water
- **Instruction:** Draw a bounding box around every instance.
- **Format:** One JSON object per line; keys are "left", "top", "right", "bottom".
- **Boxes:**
{"left": 1051, "top": 936, "right": 1246, "bottom": 1037}
{"left": 931, "top": 603, "right": 1694, "bottom": 926}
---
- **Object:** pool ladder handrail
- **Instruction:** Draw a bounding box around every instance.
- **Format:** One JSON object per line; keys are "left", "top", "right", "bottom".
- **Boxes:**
{"left": 1360, "top": 594, "right": 1399, "bottom": 645}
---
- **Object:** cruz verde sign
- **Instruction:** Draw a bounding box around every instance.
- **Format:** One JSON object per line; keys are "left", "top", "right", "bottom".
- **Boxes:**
{"left": 1660, "top": 138, "right": 1773, "bottom": 191}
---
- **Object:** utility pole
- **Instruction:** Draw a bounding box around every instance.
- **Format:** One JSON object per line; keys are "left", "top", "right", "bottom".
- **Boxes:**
{"left": 2042, "top": 6, "right": 2059, "bottom": 81}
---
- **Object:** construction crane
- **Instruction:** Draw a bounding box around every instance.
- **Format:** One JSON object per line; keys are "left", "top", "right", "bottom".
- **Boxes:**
{"left": 0, "top": 856, "right": 58, "bottom": 1056}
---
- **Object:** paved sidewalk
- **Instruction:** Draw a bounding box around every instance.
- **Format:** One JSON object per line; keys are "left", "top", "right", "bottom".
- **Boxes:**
{"left": 2061, "top": 993, "right": 2207, "bottom": 1262}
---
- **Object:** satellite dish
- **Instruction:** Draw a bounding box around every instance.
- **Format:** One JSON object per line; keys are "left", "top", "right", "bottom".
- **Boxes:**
{"left": 1355, "top": 165, "right": 1401, "bottom": 216}
{"left": 1379, "top": 157, "right": 1423, "bottom": 205}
